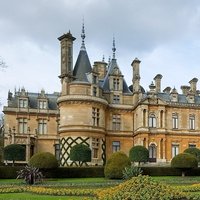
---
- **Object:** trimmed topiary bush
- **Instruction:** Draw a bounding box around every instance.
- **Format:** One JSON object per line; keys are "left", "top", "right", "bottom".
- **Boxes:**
{"left": 129, "top": 145, "right": 149, "bottom": 165}
{"left": 97, "top": 175, "right": 187, "bottom": 200}
{"left": 184, "top": 147, "right": 200, "bottom": 162}
{"left": 70, "top": 144, "right": 91, "bottom": 166}
{"left": 29, "top": 152, "right": 58, "bottom": 169}
{"left": 171, "top": 153, "right": 198, "bottom": 176}
{"left": 4, "top": 144, "right": 25, "bottom": 166}
{"left": 104, "top": 151, "right": 131, "bottom": 179}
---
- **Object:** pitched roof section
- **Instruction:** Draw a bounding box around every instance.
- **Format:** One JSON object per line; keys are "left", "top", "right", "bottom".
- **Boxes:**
{"left": 73, "top": 49, "right": 92, "bottom": 82}
{"left": 102, "top": 58, "right": 132, "bottom": 94}
{"left": 72, "top": 22, "right": 92, "bottom": 82}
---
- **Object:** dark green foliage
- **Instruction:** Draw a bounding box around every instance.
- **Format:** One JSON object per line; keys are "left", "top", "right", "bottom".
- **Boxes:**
{"left": 70, "top": 144, "right": 91, "bottom": 166}
{"left": 17, "top": 165, "right": 43, "bottom": 185}
{"left": 104, "top": 151, "right": 131, "bottom": 179}
{"left": 122, "top": 165, "right": 143, "bottom": 180}
{"left": 129, "top": 145, "right": 149, "bottom": 165}
{"left": 29, "top": 152, "right": 58, "bottom": 169}
{"left": 4, "top": 144, "right": 25, "bottom": 166}
{"left": 184, "top": 147, "right": 200, "bottom": 162}
{"left": 171, "top": 153, "right": 198, "bottom": 176}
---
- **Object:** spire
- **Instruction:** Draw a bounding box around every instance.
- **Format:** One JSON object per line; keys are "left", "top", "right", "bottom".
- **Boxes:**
{"left": 81, "top": 20, "right": 86, "bottom": 51}
{"left": 102, "top": 55, "right": 105, "bottom": 62}
{"left": 112, "top": 37, "right": 116, "bottom": 59}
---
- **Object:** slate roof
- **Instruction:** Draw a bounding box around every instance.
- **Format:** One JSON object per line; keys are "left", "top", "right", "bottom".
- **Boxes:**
{"left": 102, "top": 58, "right": 132, "bottom": 94}
{"left": 73, "top": 49, "right": 92, "bottom": 82}
{"left": 7, "top": 92, "right": 59, "bottom": 110}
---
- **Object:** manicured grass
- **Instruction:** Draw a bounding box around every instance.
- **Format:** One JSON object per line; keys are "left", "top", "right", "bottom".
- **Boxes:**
{"left": 0, "top": 193, "right": 92, "bottom": 200}
{"left": 152, "top": 176, "right": 200, "bottom": 185}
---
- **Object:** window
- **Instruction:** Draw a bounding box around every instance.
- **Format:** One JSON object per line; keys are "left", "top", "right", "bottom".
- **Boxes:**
{"left": 54, "top": 144, "right": 60, "bottom": 161}
{"left": 189, "top": 144, "right": 196, "bottom": 148}
{"left": 143, "top": 109, "right": 146, "bottom": 127}
{"left": 113, "top": 95, "right": 120, "bottom": 104}
{"left": 172, "top": 114, "right": 178, "bottom": 129}
{"left": 112, "top": 141, "right": 120, "bottom": 152}
{"left": 160, "top": 110, "right": 164, "bottom": 128}
{"left": 92, "top": 138, "right": 99, "bottom": 159}
{"left": 19, "top": 99, "right": 28, "bottom": 108}
{"left": 172, "top": 144, "right": 179, "bottom": 158}
{"left": 93, "top": 87, "right": 97, "bottom": 97}
{"left": 92, "top": 107, "right": 100, "bottom": 126}
{"left": 93, "top": 75, "right": 97, "bottom": 84}
{"left": 189, "top": 115, "right": 195, "bottom": 130}
{"left": 38, "top": 100, "right": 47, "bottom": 109}
{"left": 149, "top": 114, "right": 156, "bottom": 128}
{"left": 113, "top": 78, "right": 120, "bottom": 90}
{"left": 38, "top": 119, "right": 47, "bottom": 134}
{"left": 112, "top": 114, "right": 121, "bottom": 130}
{"left": 18, "top": 118, "right": 27, "bottom": 134}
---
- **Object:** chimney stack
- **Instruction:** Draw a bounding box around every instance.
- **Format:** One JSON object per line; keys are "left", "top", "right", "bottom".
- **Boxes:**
{"left": 154, "top": 74, "right": 163, "bottom": 93}
{"left": 181, "top": 85, "right": 190, "bottom": 95}
{"left": 189, "top": 78, "right": 198, "bottom": 94}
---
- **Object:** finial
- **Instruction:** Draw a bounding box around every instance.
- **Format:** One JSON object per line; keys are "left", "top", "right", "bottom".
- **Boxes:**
{"left": 112, "top": 36, "right": 116, "bottom": 59}
{"left": 81, "top": 19, "right": 86, "bottom": 51}
{"left": 108, "top": 56, "right": 111, "bottom": 65}
{"left": 102, "top": 55, "right": 105, "bottom": 62}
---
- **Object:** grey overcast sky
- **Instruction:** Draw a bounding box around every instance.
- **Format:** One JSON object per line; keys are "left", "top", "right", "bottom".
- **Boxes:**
{"left": 1, "top": 0, "right": 200, "bottom": 111}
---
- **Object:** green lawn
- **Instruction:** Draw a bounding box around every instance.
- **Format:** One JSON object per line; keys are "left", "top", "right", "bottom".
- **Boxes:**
{"left": 0, "top": 193, "right": 91, "bottom": 200}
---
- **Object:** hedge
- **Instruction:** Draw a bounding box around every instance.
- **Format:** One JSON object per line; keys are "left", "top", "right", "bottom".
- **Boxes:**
{"left": 1, "top": 166, "right": 200, "bottom": 178}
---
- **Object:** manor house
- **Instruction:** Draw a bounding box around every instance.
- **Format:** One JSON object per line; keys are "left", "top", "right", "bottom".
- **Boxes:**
{"left": 3, "top": 25, "right": 200, "bottom": 166}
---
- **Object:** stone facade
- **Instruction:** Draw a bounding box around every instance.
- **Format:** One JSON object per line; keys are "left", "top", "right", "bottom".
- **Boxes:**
{"left": 3, "top": 26, "right": 200, "bottom": 165}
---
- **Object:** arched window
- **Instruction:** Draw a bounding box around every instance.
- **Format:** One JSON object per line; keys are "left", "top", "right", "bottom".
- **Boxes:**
{"left": 160, "top": 110, "right": 164, "bottom": 128}
{"left": 149, "top": 143, "right": 157, "bottom": 162}
{"left": 143, "top": 109, "right": 146, "bottom": 127}
{"left": 189, "top": 115, "right": 195, "bottom": 130}
{"left": 172, "top": 113, "right": 178, "bottom": 129}
{"left": 149, "top": 113, "right": 156, "bottom": 128}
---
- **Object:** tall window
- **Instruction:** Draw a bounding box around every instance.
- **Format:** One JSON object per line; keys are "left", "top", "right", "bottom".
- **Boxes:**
{"left": 54, "top": 144, "right": 60, "bottom": 161}
{"left": 160, "top": 110, "right": 164, "bottom": 128}
{"left": 112, "top": 141, "right": 120, "bottom": 152}
{"left": 19, "top": 99, "right": 28, "bottom": 108}
{"left": 113, "top": 95, "right": 120, "bottom": 104}
{"left": 172, "top": 144, "right": 179, "bottom": 158}
{"left": 93, "top": 75, "right": 97, "bottom": 84}
{"left": 189, "top": 115, "right": 195, "bottom": 130}
{"left": 172, "top": 113, "right": 178, "bottom": 129}
{"left": 38, "top": 119, "right": 47, "bottom": 134}
{"left": 92, "top": 107, "right": 100, "bottom": 126}
{"left": 38, "top": 100, "right": 47, "bottom": 109}
{"left": 18, "top": 118, "right": 27, "bottom": 134}
{"left": 113, "top": 78, "right": 120, "bottom": 90}
{"left": 92, "top": 138, "right": 99, "bottom": 159}
{"left": 143, "top": 109, "right": 146, "bottom": 127}
{"left": 149, "top": 114, "right": 156, "bottom": 128}
{"left": 93, "top": 87, "right": 97, "bottom": 97}
{"left": 112, "top": 114, "right": 121, "bottom": 130}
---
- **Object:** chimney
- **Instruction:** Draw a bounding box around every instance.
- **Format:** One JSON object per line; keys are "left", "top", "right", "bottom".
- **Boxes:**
{"left": 93, "top": 61, "right": 107, "bottom": 80}
{"left": 181, "top": 85, "right": 190, "bottom": 95}
{"left": 131, "top": 58, "right": 141, "bottom": 93}
{"left": 189, "top": 78, "right": 198, "bottom": 94}
{"left": 163, "top": 87, "right": 171, "bottom": 94}
{"left": 154, "top": 74, "right": 163, "bottom": 93}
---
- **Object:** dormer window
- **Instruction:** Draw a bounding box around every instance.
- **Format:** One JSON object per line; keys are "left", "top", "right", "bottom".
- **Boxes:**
{"left": 113, "top": 78, "right": 120, "bottom": 90}
{"left": 19, "top": 99, "right": 28, "bottom": 108}
{"left": 38, "top": 100, "right": 47, "bottom": 109}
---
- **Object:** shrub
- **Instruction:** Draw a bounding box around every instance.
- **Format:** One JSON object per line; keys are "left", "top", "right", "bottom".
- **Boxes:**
{"left": 171, "top": 153, "right": 198, "bottom": 176}
{"left": 29, "top": 152, "right": 58, "bottom": 169}
{"left": 17, "top": 165, "right": 43, "bottom": 185}
{"left": 184, "top": 147, "right": 200, "bottom": 162}
{"left": 70, "top": 144, "right": 91, "bottom": 166}
{"left": 4, "top": 144, "right": 25, "bottom": 166}
{"left": 96, "top": 175, "right": 187, "bottom": 200}
{"left": 122, "top": 165, "right": 143, "bottom": 180}
{"left": 129, "top": 145, "right": 149, "bottom": 165}
{"left": 104, "top": 151, "right": 131, "bottom": 179}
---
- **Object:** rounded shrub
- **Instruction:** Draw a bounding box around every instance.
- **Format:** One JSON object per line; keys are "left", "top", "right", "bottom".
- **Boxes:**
{"left": 97, "top": 175, "right": 187, "bottom": 200}
{"left": 184, "top": 147, "right": 200, "bottom": 162}
{"left": 29, "top": 152, "right": 59, "bottom": 169}
{"left": 171, "top": 153, "right": 198, "bottom": 176}
{"left": 70, "top": 144, "right": 91, "bottom": 166}
{"left": 129, "top": 145, "right": 149, "bottom": 165}
{"left": 104, "top": 151, "right": 131, "bottom": 179}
